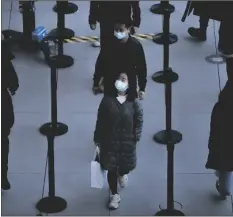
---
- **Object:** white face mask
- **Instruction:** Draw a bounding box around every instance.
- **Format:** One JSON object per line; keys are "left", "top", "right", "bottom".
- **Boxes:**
{"left": 114, "top": 31, "right": 127, "bottom": 40}
{"left": 115, "top": 80, "right": 128, "bottom": 92}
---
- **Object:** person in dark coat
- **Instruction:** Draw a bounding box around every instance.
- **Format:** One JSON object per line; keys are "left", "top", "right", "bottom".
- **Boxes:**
{"left": 205, "top": 77, "right": 233, "bottom": 199}
{"left": 182, "top": 1, "right": 233, "bottom": 46}
{"left": 92, "top": 16, "right": 147, "bottom": 100}
{"left": 1, "top": 39, "right": 19, "bottom": 190}
{"left": 181, "top": 1, "right": 210, "bottom": 41}
{"left": 94, "top": 71, "right": 143, "bottom": 209}
{"left": 88, "top": 1, "right": 141, "bottom": 48}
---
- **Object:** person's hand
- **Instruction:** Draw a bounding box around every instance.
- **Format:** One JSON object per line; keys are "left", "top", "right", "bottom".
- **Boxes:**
{"left": 138, "top": 91, "right": 145, "bottom": 100}
{"left": 92, "top": 85, "right": 101, "bottom": 95}
{"left": 131, "top": 26, "right": 138, "bottom": 35}
{"left": 9, "top": 86, "right": 18, "bottom": 96}
{"left": 90, "top": 24, "right": 97, "bottom": 30}
{"left": 95, "top": 145, "right": 100, "bottom": 155}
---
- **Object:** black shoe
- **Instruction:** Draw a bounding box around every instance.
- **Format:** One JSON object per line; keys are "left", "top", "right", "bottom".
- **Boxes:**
{"left": 188, "top": 27, "right": 207, "bottom": 41}
{"left": 2, "top": 177, "right": 11, "bottom": 190}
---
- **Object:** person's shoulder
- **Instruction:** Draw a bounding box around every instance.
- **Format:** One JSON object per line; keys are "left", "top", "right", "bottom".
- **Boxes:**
{"left": 101, "top": 96, "right": 114, "bottom": 104}
{"left": 130, "top": 36, "right": 143, "bottom": 50}
{"left": 130, "top": 36, "right": 141, "bottom": 45}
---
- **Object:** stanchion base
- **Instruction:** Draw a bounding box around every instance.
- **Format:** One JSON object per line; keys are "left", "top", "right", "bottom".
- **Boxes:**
{"left": 36, "top": 196, "right": 67, "bottom": 214}
{"left": 53, "top": 2, "right": 78, "bottom": 14}
{"left": 48, "top": 28, "right": 74, "bottom": 40}
{"left": 150, "top": 3, "right": 175, "bottom": 15}
{"left": 155, "top": 209, "right": 185, "bottom": 216}
{"left": 205, "top": 54, "right": 225, "bottom": 64}
{"left": 51, "top": 55, "right": 74, "bottom": 69}
{"left": 153, "top": 130, "right": 182, "bottom": 145}
{"left": 39, "top": 122, "right": 68, "bottom": 136}
{"left": 152, "top": 70, "right": 179, "bottom": 84}
{"left": 153, "top": 33, "right": 178, "bottom": 45}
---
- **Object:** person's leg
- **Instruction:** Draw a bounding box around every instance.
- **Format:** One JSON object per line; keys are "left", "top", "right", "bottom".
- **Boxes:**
{"left": 107, "top": 170, "right": 118, "bottom": 195}
{"left": 199, "top": 16, "right": 209, "bottom": 34}
{"left": 218, "top": 21, "right": 233, "bottom": 57}
{"left": 1, "top": 127, "right": 11, "bottom": 190}
{"left": 188, "top": 16, "right": 209, "bottom": 41}
{"left": 226, "top": 59, "right": 233, "bottom": 82}
{"left": 215, "top": 171, "right": 232, "bottom": 198}
{"left": 107, "top": 170, "right": 121, "bottom": 209}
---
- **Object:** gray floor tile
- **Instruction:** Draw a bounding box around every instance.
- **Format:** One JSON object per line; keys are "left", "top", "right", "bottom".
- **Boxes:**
{"left": 9, "top": 114, "right": 49, "bottom": 174}
{"left": 175, "top": 174, "right": 233, "bottom": 216}
{"left": 1, "top": 174, "right": 44, "bottom": 216}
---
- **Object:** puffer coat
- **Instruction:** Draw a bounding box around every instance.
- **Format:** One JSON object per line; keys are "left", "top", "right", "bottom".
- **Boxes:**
{"left": 205, "top": 80, "right": 233, "bottom": 171}
{"left": 94, "top": 96, "right": 143, "bottom": 172}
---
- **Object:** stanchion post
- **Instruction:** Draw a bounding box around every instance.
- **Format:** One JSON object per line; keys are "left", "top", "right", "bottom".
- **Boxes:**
{"left": 151, "top": 1, "right": 179, "bottom": 83}
{"left": 150, "top": 1, "right": 174, "bottom": 15}
{"left": 39, "top": 39, "right": 68, "bottom": 137}
{"left": 152, "top": 2, "right": 185, "bottom": 216}
{"left": 46, "top": 1, "right": 78, "bottom": 68}
{"left": 36, "top": 55, "right": 67, "bottom": 214}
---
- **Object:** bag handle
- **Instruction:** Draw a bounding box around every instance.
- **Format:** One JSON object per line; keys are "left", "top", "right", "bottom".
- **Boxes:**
{"left": 93, "top": 146, "right": 100, "bottom": 161}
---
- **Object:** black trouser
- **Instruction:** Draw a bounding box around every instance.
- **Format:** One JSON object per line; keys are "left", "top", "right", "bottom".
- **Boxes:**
{"left": 218, "top": 21, "right": 233, "bottom": 55}
{"left": 226, "top": 59, "right": 233, "bottom": 82}
{"left": 2, "top": 127, "right": 11, "bottom": 179}
{"left": 107, "top": 169, "right": 129, "bottom": 195}
{"left": 199, "top": 16, "right": 209, "bottom": 33}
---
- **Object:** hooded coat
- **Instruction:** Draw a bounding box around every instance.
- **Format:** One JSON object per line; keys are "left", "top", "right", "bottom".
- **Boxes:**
{"left": 94, "top": 96, "right": 143, "bottom": 172}
{"left": 205, "top": 80, "right": 233, "bottom": 171}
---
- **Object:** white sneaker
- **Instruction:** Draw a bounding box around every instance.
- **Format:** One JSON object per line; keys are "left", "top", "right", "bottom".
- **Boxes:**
{"left": 109, "top": 194, "right": 121, "bottom": 210}
{"left": 92, "top": 40, "right": 100, "bottom": 47}
{"left": 118, "top": 175, "right": 128, "bottom": 188}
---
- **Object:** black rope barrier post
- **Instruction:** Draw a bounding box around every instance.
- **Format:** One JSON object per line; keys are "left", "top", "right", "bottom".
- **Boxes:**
{"left": 47, "top": 1, "right": 78, "bottom": 69}
{"left": 39, "top": 38, "right": 68, "bottom": 136}
{"left": 150, "top": 1, "right": 175, "bottom": 15}
{"left": 152, "top": 2, "right": 184, "bottom": 216}
{"left": 36, "top": 40, "right": 67, "bottom": 214}
{"left": 150, "top": 1, "right": 177, "bottom": 46}
{"left": 151, "top": 1, "right": 178, "bottom": 84}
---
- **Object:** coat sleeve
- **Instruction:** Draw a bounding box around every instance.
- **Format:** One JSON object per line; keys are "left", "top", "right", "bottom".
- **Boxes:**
{"left": 131, "top": 1, "right": 141, "bottom": 27}
{"left": 93, "top": 50, "right": 105, "bottom": 86}
{"left": 94, "top": 98, "right": 106, "bottom": 143}
{"left": 135, "top": 42, "right": 147, "bottom": 92}
{"left": 89, "top": 1, "right": 99, "bottom": 25}
{"left": 181, "top": 1, "right": 194, "bottom": 22}
{"left": 134, "top": 99, "right": 143, "bottom": 142}
{"left": 8, "top": 61, "right": 19, "bottom": 92}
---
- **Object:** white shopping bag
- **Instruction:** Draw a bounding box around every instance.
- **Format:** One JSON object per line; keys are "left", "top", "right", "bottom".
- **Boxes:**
{"left": 91, "top": 147, "right": 105, "bottom": 189}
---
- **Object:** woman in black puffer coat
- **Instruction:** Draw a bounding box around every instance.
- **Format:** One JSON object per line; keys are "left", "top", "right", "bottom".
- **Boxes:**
{"left": 94, "top": 71, "right": 143, "bottom": 210}
{"left": 206, "top": 62, "right": 233, "bottom": 198}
